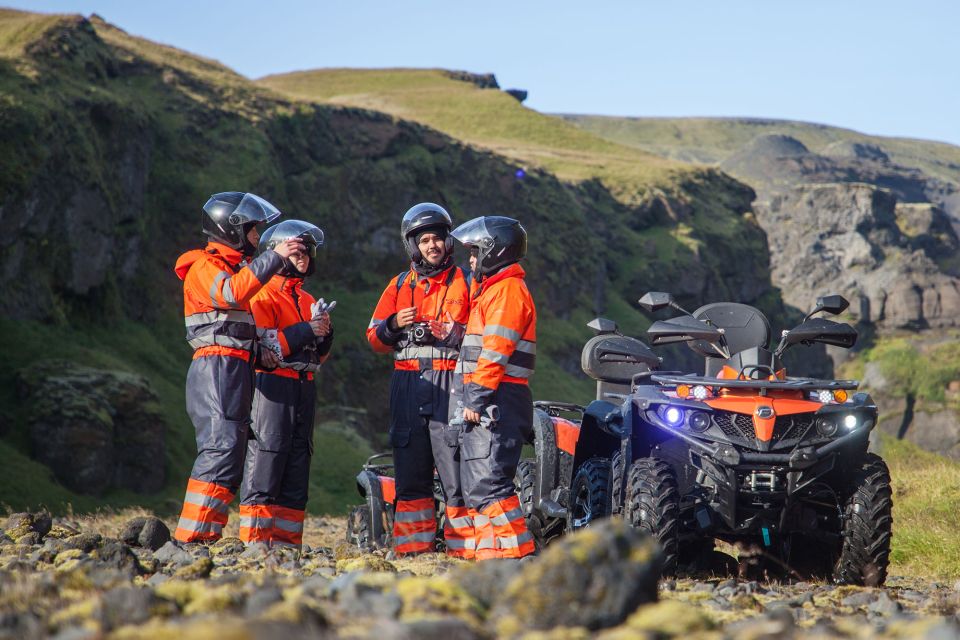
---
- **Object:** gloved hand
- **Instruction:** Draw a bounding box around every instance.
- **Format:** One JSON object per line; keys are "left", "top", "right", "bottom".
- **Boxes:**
{"left": 260, "top": 329, "right": 283, "bottom": 361}
{"left": 310, "top": 298, "right": 337, "bottom": 320}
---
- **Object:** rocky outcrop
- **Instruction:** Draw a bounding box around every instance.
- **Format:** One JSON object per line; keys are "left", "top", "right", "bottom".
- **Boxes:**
{"left": 442, "top": 70, "right": 499, "bottom": 89}
{"left": 504, "top": 88, "right": 528, "bottom": 103}
{"left": 16, "top": 360, "right": 166, "bottom": 494}
{"left": 760, "top": 182, "right": 960, "bottom": 330}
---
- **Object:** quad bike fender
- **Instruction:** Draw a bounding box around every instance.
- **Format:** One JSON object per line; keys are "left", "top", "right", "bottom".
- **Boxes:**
{"left": 532, "top": 408, "right": 562, "bottom": 515}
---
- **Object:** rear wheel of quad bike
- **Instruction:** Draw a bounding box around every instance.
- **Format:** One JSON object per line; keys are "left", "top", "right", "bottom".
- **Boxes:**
{"left": 515, "top": 458, "right": 536, "bottom": 516}
{"left": 346, "top": 505, "right": 373, "bottom": 551}
{"left": 833, "top": 453, "right": 893, "bottom": 585}
{"left": 567, "top": 458, "right": 611, "bottom": 531}
{"left": 626, "top": 457, "right": 680, "bottom": 575}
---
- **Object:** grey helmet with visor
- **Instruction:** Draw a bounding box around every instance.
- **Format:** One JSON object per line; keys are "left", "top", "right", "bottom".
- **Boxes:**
{"left": 259, "top": 219, "right": 325, "bottom": 277}
{"left": 451, "top": 216, "right": 527, "bottom": 282}
{"left": 202, "top": 192, "right": 282, "bottom": 255}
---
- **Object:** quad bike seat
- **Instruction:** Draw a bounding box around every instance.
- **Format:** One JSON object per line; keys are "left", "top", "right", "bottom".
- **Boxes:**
{"left": 581, "top": 318, "right": 661, "bottom": 400}
{"left": 690, "top": 303, "right": 773, "bottom": 376}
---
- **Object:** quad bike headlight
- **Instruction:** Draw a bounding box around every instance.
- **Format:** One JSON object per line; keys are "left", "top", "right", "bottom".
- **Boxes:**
{"left": 692, "top": 385, "right": 710, "bottom": 400}
{"left": 816, "top": 390, "right": 835, "bottom": 404}
{"left": 661, "top": 406, "right": 684, "bottom": 427}
{"left": 843, "top": 414, "right": 858, "bottom": 430}
{"left": 816, "top": 417, "right": 838, "bottom": 437}
{"left": 689, "top": 411, "right": 711, "bottom": 432}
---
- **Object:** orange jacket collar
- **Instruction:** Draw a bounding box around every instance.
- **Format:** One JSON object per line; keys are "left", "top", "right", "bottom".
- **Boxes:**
{"left": 479, "top": 263, "right": 525, "bottom": 289}
{"left": 268, "top": 273, "right": 304, "bottom": 294}
{"left": 174, "top": 242, "right": 247, "bottom": 281}
{"left": 403, "top": 264, "right": 459, "bottom": 286}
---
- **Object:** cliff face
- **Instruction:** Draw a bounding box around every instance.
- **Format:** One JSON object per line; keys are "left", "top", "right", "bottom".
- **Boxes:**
{"left": 0, "top": 12, "right": 796, "bottom": 509}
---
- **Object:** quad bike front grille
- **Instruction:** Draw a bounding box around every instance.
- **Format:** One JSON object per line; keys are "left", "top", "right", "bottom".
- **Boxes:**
{"left": 774, "top": 415, "right": 815, "bottom": 441}
{"left": 712, "top": 412, "right": 755, "bottom": 440}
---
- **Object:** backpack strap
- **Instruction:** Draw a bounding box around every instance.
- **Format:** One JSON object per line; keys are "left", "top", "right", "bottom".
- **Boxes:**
{"left": 395, "top": 270, "right": 411, "bottom": 291}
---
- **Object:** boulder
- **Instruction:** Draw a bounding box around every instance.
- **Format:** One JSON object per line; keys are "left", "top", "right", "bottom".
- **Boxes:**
{"left": 120, "top": 517, "right": 170, "bottom": 551}
{"left": 504, "top": 89, "right": 528, "bottom": 103}
{"left": 489, "top": 519, "right": 662, "bottom": 633}
{"left": 17, "top": 360, "right": 166, "bottom": 495}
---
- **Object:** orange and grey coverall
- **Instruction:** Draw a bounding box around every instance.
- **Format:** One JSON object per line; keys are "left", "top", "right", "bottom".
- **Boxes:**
{"left": 239, "top": 274, "right": 333, "bottom": 548}
{"left": 453, "top": 262, "right": 536, "bottom": 559}
{"left": 367, "top": 265, "right": 472, "bottom": 556}
{"left": 172, "top": 241, "right": 285, "bottom": 543}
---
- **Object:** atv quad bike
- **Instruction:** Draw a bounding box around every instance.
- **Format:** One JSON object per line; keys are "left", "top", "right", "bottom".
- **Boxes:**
{"left": 615, "top": 292, "right": 892, "bottom": 584}
{"left": 346, "top": 453, "right": 446, "bottom": 551}
{"left": 519, "top": 318, "right": 662, "bottom": 545}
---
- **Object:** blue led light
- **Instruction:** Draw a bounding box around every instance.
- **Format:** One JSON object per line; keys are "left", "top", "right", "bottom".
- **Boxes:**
{"left": 664, "top": 406, "right": 683, "bottom": 426}
{"left": 515, "top": 168, "right": 526, "bottom": 179}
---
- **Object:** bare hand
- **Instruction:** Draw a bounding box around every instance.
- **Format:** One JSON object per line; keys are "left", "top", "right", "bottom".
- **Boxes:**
{"left": 463, "top": 408, "right": 481, "bottom": 423}
{"left": 260, "top": 347, "right": 280, "bottom": 368}
{"left": 429, "top": 311, "right": 454, "bottom": 340}
{"left": 273, "top": 238, "right": 306, "bottom": 259}
{"left": 395, "top": 307, "right": 417, "bottom": 329}
{"left": 310, "top": 314, "right": 331, "bottom": 337}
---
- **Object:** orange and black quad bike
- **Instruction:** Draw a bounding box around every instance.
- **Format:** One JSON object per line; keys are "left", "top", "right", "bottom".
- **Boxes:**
{"left": 614, "top": 291, "right": 891, "bottom": 585}
{"left": 345, "top": 453, "right": 445, "bottom": 551}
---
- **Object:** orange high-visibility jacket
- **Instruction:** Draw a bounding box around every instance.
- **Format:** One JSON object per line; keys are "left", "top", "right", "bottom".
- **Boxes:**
{"left": 249, "top": 274, "right": 333, "bottom": 380}
{"left": 458, "top": 263, "right": 536, "bottom": 411}
{"left": 366, "top": 265, "right": 470, "bottom": 371}
{"left": 175, "top": 242, "right": 284, "bottom": 362}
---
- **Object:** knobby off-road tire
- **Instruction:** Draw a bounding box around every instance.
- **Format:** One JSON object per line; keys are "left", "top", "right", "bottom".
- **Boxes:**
{"left": 833, "top": 453, "right": 893, "bottom": 586}
{"left": 346, "top": 505, "right": 373, "bottom": 551}
{"left": 514, "top": 458, "right": 536, "bottom": 516}
{"left": 626, "top": 457, "right": 680, "bottom": 575}
{"left": 567, "top": 457, "right": 611, "bottom": 531}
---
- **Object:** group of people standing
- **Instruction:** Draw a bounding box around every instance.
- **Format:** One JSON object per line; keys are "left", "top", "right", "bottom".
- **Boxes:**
{"left": 171, "top": 192, "right": 536, "bottom": 561}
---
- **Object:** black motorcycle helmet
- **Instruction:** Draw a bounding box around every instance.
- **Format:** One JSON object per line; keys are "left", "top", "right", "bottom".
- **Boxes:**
{"left": 400, "top": 202, "right": 454, "bottom": 263}
{"left": 202, "top": 191, "right": 282, "bottom": 255}
{"left": 258, "top": 220, "right": 324, "bottom": 277}
{"left": 451, "top": 216, "right": 527, "bottom": 282}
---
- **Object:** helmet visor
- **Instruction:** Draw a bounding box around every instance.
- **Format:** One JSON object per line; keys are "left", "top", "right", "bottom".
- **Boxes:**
{"left": 451, "top": 217, "right": 493, "bottom": 248}
{"left": 232, "top": 193, "right": 282, "bottom": 225}
{"left": 261, "top": 220, "right": 324, "bottom": 257}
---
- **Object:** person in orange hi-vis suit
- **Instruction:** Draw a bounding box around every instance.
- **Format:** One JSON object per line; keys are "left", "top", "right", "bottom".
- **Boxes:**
{"left": 366, "top": 203, "right": 473, "bottom": 557}
{"left": 239, "top": 220, "right": 333, "bottom": 549}
{"left": 449, "top": 216, "right": 536, "bottom": 560}
{"left": 173, "top": 192, "right": 305, "bottom": 544}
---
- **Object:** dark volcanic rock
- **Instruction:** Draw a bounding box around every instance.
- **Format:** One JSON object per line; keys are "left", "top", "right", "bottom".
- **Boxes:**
{"left": 17, "top": 361, "right": 166, "bottom": 495}
{"left": 489, "top": 519, "right": 662, "bottom": 632}
{"left": 504, "top": 88, "right": 528, "bottom": 103}
{"left": 120, "top": 517, "right": 170, "bottom": 551}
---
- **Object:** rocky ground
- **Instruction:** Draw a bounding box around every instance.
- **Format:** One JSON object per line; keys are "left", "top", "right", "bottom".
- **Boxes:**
{"left": 1, "top": 510, "right": 959, "bottom": 639}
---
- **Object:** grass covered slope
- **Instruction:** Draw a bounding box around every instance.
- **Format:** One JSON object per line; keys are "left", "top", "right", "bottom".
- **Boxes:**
{"left": 562, "top": 115, "right": 960, "bottom": 186}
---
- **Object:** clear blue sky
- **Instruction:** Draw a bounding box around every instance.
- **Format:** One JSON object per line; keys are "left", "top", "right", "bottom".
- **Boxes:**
{"left": 10, "top": 0, "right": 960, "bottom": 145}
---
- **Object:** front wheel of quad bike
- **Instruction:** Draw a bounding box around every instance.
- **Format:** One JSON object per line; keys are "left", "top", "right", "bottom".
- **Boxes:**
{"left": 515, "top": 458, "right": 536, "bottom": 516}
{"left": 567, "top": 457, "right": 611, "bottom": 531}
{"left": 626, "top": 457, "right": 680, "bottom": 575}
{"left": 833, "top": 453, "right": 893, "bottom": 586}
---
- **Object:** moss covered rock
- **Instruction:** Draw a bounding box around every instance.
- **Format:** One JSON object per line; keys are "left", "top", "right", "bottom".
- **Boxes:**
{"left": 490, "top": 520, "right": 662, "bottom": 635}
{"left": 336, "top": 556, "right": 397, "bottom": 573}
{"left": 618, "top": 600, "right": 715, "bottom": 636}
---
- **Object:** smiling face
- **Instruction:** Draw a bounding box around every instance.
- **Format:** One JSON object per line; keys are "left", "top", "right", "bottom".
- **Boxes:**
{"left": 418, "top": 232, "right": 447, "bottom": 266}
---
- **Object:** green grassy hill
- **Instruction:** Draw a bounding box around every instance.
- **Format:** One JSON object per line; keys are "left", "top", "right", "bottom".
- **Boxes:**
{"left": 561, "top": 115, "right": 960, "bottom": 186}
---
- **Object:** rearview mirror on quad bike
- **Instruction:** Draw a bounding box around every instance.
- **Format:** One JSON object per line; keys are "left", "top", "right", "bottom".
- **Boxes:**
{"left": 804, "top": 293, "right": 850, "bottom": 320}
{"left": 639, "top": 291, "right": 693, "bottom": 315}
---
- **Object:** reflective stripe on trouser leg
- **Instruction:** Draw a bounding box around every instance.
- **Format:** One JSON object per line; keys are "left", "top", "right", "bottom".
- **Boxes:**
{"left": 475, "top": 495, "right": 535, "bottom": 560}
{"left": 393, "top": 497, "right": 436, "bottom": 555}
{"left": 271, "top": 505, "right": 305, "bottom": 548}
{"left": 174, "top": 478, "right": 233, "bottom": 543}
{"left": 443, "top": 505, "right": 475, "bottom": 559}
{"left": 239, "top": 504, "right": 273, "bottom": 544}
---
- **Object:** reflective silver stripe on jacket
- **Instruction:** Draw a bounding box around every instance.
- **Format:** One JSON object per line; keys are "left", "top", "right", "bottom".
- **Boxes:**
{"left": 188, "top": 335, "right": 255, "bottom": 351}
{"left": 479, "top": 349, "right": 510, "bottom": 366}
{"left": 186, "top": 310, "right": 255, "bottom": 327}
{"left": 515, "top": 339, "right": 536, "bottom": 355}
{"left": 177, "top": 517, "right": 223, "bottom": 535}
{"left": 461, "top": 334, "right": 484, "bottom": 348}
{"left": 369, "top": 318, "right": 383, "bottom": 329}
{"left": 504, "top": 364, "right": 534, "bottom": 379}
{"left": 483, "top": 324, "right": 521, "bottom": 341}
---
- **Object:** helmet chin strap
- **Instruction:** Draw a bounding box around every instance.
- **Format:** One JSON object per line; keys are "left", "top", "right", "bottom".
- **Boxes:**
{"left": 412, "top": 251, "right": 453, "bottom": 277}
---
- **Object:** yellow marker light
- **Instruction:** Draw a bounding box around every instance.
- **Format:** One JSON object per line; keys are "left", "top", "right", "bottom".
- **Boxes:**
{"left": 676, "top": 385, "right": 691, "bottom": 399}
{"left": 835, "top": 389, "right": 848, "bottom": 403}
